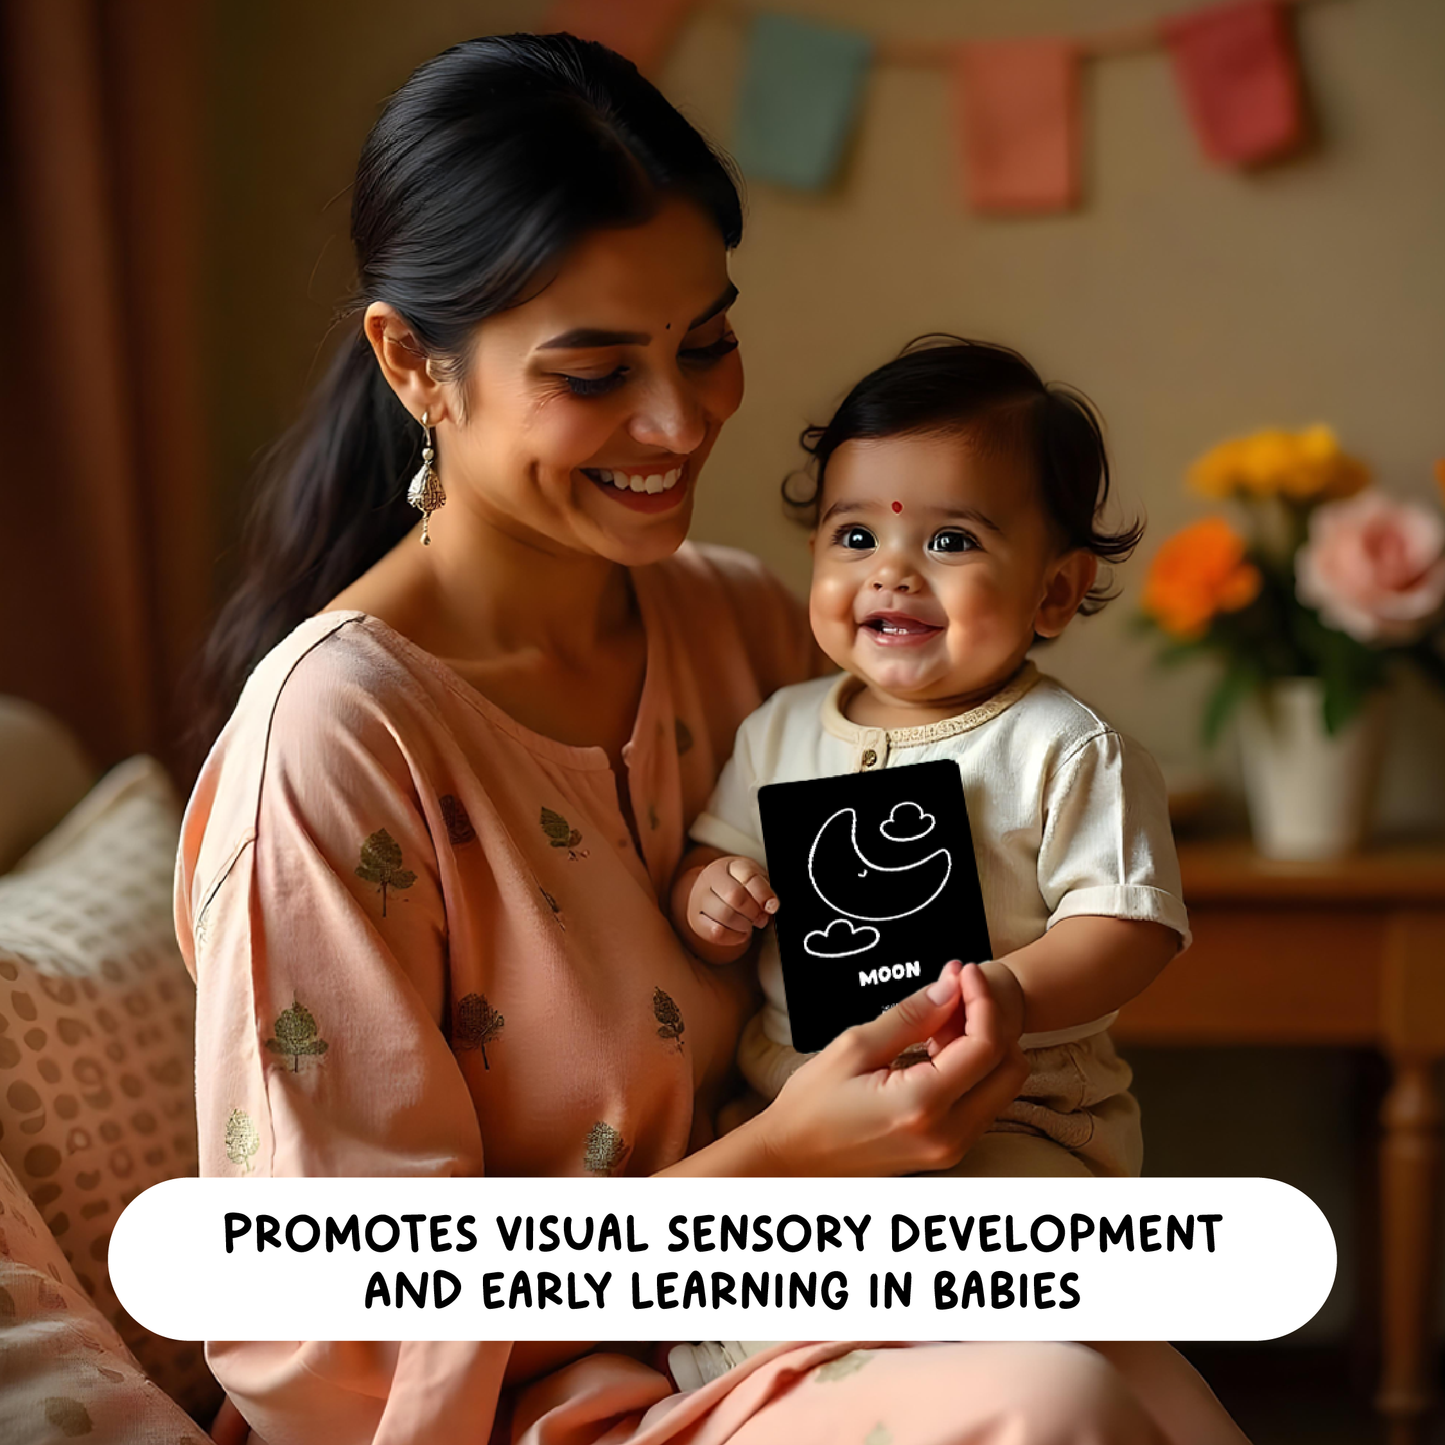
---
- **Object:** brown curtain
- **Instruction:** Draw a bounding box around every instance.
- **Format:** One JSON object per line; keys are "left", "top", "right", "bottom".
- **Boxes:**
{"left": 0, "top": 0, "right": 209, "bottom": 780}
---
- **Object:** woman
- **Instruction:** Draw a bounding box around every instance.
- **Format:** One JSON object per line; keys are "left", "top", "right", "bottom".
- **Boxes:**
{"left": 182, "top": 33, "right": 1245, "bottom": 1445}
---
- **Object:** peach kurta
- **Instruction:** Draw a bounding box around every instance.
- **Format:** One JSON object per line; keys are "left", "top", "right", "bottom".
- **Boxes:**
{"left": 175, "top": 543, "right": 1207, "bottom": 1445}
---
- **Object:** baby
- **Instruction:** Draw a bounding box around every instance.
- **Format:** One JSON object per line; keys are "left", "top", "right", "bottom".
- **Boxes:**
{"left": 668, "top": 336, "right": 1189, "bottom": 1179}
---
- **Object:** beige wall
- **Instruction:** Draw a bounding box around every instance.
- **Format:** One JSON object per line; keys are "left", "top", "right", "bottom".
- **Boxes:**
{"left": 209, "top": 0, "right": 1445, "bottom": 826}
{"left": 661, "top": 0, "right": 1445, "bottom": 826}
{"left": 207, "top": 0, "right": 1445, "bottom": 1345}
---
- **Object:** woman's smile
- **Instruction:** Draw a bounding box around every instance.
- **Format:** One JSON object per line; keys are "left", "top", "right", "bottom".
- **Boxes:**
{"left": 580, "top": 458, "right": 691, "bottom": 512}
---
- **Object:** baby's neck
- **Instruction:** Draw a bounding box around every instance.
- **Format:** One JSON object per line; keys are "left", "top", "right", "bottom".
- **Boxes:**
{"left": 844, "top": 667, "right": 1027, "bottom": 731}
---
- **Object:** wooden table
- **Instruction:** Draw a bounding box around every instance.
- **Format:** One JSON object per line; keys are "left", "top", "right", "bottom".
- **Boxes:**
{"left": 1113, "top": 839, "right": 1445, "bottom": 1445}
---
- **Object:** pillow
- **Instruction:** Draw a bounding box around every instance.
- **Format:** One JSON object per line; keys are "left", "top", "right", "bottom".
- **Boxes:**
{"left": 0, "top": 1146, "right": 211, "bottom": 1443}
{"left": 0, "top": 757, "right": 220, "bottom": 1420}
{"left": 0, "top": 698, "right": 94, "bottom": 876}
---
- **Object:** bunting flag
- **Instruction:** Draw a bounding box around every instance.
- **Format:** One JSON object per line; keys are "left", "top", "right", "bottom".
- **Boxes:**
{"left": 541, "top": 0, "right": 694, "bottom": 75}
{"left": 1162, "top": 0, "right": 1306, "bottom": 166}
{"left": 733, "top": 13, "right": 873, "bottom": 191}
{"left": 535, "top": 0, "right": 1325, "bottom": 206}
{"left": 954, "top": 40, "right": 1081, "bottom": 213}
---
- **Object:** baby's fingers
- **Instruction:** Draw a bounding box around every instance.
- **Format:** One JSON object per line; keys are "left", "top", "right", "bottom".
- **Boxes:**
{"left": 698, "top": 895, "right": 756, "bottom": 941}
{"left": 727, "top": 857, "right": 779, "bottom": 919}
{"left": 717, "top": 862, "right": 773, "bottom": 929}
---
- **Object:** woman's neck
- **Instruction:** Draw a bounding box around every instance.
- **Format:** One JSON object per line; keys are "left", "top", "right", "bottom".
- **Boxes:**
{"left": 328, "top": 506, "right": 637, "bottom": 668}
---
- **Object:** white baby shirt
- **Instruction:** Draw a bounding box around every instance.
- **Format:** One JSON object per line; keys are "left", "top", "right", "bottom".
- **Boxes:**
{"left": 690, "top": 662, "right": 1190, "bottom": 1056}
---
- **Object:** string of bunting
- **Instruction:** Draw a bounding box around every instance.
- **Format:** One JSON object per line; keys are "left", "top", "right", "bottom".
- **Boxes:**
{"left": 541, "top": 0, "right": 1327, "bottom": 212}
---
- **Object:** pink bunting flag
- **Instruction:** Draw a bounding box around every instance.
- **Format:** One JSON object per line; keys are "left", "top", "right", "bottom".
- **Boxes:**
{"left": 541, "top": 0, "right": 693, "bottom": 76}
{"left": 953, "top": 40, "right": 1081, "bottom": 214}
{"left": 1163, "top": 0, "right": 1306, "bottom": 166}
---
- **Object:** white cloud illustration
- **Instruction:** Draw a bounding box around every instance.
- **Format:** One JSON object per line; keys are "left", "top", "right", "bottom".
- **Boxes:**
{"left": 803, "top": 917, "right": 882, "bottom": 959}
{"left": 879, "top": 801, "right": 935, "bottom": 843}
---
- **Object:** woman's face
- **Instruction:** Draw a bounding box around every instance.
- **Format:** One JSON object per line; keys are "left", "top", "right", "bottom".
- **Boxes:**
{"left": 438, "top": 197, "right": 743, "bottom": 566}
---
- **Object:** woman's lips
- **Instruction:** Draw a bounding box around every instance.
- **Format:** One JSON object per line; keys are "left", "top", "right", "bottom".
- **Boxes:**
{"left": 858, "top": 614, "right": 944, "bottom": 647}
{"left": 581, "top": 465, "right": 688, "bottom": 513}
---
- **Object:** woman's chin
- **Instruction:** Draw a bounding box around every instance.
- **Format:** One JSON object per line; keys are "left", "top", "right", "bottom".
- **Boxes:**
{"left": 578, "top": 492, "right": 696, "bottom": 567}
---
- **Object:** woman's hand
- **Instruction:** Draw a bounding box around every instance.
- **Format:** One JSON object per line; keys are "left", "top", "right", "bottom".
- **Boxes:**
{"left": 664, "top": 961, "right": 1027, "bottom": 1179}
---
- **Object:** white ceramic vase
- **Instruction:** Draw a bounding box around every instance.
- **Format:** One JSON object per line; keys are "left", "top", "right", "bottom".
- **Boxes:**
{"left": 1236, "top": 679, "right": 1387, "bottom": 861}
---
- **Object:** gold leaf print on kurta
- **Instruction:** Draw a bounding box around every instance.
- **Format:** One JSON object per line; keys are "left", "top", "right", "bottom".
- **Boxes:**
{"left": 583, "top": 1121, "right": 629, "bottom": 1175}
{"left": 224, "top": 1108, "right": 259, "bottom": 1173}
{"left": 355, "top": 829, "right": 416, "bottom": 916}
{"left": 652, "top": 986, "right": 685, "bottom": 1052}
{"left": 541, "top": 806, "right": 589, "bottom": 861}
{"left": 264, "top": 1000, "right": 330, "bottom": 1072}
{"left": 440, "top": 794, "right": 477, "bottom": 846}
{"left": 452, "top": 993, "right": 504, "bottom": 1069}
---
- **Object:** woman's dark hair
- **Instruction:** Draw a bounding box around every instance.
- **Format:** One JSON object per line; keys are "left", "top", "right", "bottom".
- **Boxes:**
{"left": 785, "top": 335, "right": 1142, "bottom": 616}
{"left": 192, "top": 33, "right": 743, "bottom": 758}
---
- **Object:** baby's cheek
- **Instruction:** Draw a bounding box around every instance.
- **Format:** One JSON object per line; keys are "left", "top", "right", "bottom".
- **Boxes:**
{"left": 808, "top": 577, "right": 856, "bottom": 662}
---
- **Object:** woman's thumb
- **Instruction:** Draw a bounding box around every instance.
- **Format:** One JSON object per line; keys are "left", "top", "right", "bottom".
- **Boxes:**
{"left": 845, "top": 965, "right": 960, "bottom": 1068}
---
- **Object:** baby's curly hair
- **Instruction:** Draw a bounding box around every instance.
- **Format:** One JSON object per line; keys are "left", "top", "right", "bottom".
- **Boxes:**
{"left": 783, "top": 335, "right": 1143, "bottom": 615}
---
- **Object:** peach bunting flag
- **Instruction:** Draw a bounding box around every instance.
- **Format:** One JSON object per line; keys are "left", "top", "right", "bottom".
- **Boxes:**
{"left": 541, "top": 0, "right": 693, "bottom": 76}
{"left": 953, "top": 40, "right": 1081, "bottom": 213}
{"left": 1163, "top": 0, "right": 1306, "bottom": 166}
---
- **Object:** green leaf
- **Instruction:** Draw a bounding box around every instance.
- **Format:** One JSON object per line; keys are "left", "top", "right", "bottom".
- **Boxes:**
{"left": 1202, "top": 666, "right": 1257, "bottom": 747}
{"left": 541, "top": 807, "right": 572, "bottom": 845}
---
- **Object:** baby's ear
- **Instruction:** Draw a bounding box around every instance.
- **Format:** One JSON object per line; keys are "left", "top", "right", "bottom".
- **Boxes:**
{"left": 1034, "top": 551, "right": 1098, "bottom": 637}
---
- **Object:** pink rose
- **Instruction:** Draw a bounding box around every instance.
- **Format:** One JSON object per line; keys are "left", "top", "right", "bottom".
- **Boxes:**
{"left": 1296, "top": 491, "right": 1445, "bottom": 643}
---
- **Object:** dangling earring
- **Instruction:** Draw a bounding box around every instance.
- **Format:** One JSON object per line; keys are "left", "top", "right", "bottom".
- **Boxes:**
{"left": 407, "top": 410, "right": 445, "bottom": 545}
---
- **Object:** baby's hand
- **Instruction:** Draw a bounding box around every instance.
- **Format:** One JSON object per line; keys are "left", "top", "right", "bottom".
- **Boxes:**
{"left": 688, "top": 856, "right": 778, "bottom": 948}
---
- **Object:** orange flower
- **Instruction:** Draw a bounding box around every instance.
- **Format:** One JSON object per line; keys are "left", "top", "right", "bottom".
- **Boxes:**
{"left": 1142, "top": 517, "right": 1263, "bottom": 639}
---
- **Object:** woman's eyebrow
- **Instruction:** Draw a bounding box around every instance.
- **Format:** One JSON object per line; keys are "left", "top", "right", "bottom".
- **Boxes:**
{"left": 535, "top": 283, "right": 739, "bottom": 352}
{"left": 536, "top": 326, "right": 650, "bottom": 351}
{"left": 686, "top": 281, "right": 739, "bottom": 331}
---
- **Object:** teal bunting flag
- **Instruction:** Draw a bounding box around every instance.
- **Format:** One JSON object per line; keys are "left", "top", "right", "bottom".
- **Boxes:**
{"left": 733, "top": 13, "right": 873, "bottom": 191}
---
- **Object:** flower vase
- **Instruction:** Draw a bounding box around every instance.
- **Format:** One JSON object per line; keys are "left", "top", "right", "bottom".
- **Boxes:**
{"left": 1236, "top": 679, "right": 1387, "bottom": 860}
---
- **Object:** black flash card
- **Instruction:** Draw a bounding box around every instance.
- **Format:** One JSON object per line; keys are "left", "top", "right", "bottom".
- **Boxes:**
{"left": 757, "top": 759, "right": 991, "bottom": 1053}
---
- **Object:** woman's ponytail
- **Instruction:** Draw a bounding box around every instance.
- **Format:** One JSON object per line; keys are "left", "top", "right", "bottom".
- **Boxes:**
{"left": 191, "top": 331, "right": 416, "bottom": 757}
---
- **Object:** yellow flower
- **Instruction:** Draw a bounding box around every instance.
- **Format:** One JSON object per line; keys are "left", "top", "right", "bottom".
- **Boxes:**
{"left": 1142, "top": 517, "right": 1263, "bottom": 640}
{"left": 1188, "top": 426, "right": 1370, "bottom": 503}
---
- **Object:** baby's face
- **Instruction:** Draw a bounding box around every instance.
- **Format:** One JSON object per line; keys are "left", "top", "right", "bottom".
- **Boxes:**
{"left": 808, "top": 430, "right": 1089, "bottom": 712}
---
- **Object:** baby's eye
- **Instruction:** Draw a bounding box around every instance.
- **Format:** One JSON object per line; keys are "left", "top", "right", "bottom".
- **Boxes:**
{"left": 929, "top": 528, "right": 978, "bottom": 555}
{"left": 832, "top": 524, "right": 877, "bottom": 551}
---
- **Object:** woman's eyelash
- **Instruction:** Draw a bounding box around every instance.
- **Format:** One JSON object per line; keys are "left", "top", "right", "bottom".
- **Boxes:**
{"left": 680, "top": 334, "right": 739, "bottom": 363}
{"left": 559, "top": 368, "right": 628, "bottom": 398}
{"left": 558, "top": 334, "right": 736, "bottom": 398}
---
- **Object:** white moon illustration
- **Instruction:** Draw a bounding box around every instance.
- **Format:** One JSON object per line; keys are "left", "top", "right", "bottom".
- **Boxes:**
{"left": 807, "top": 807, "right": 952, "bottom": 923}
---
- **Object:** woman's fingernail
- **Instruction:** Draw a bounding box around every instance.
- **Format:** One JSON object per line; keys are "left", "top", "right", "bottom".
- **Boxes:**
{"left": 765, "top": 899, "right": 778, "bottom": 913}
{"left": 926, "top": 976, "right": 955, "bottom": 1005}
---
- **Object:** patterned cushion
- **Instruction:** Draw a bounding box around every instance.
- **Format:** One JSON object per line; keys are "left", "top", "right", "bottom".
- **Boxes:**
{"left": 0, "top": 698, "right": 94, "bottom": 876}
{"left": 0, "top": 757, "right": 220, "bottom": 1419}
{"left": 0, "top": 1147, "right": 210, "bottom": 1443}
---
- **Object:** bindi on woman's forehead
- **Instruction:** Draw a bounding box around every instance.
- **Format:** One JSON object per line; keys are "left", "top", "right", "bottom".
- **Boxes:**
{"left": 891, "top": 501, "right": 903, "bottom": 513}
